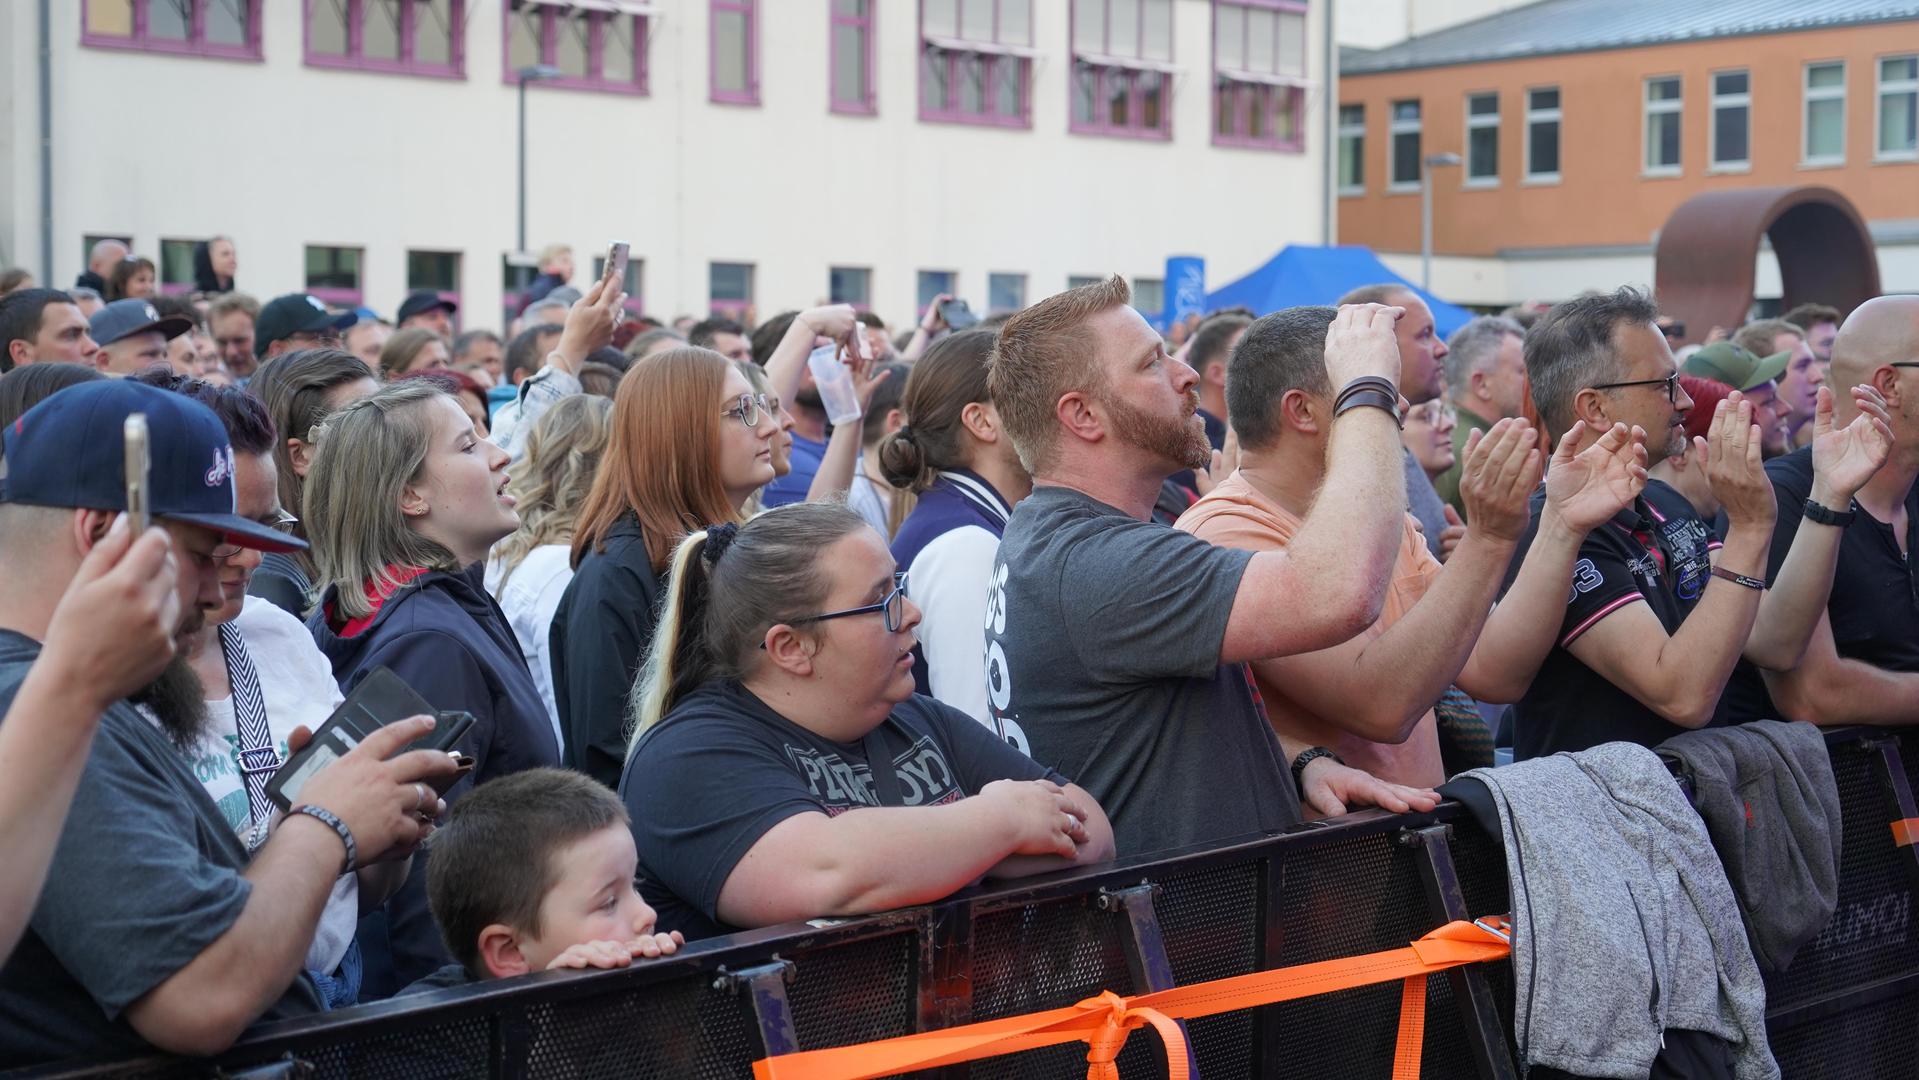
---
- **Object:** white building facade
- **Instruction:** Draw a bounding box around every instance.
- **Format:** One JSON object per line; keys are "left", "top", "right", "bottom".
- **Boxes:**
{"left": 1, "top": 0, "right": 1331, "bottom": 331}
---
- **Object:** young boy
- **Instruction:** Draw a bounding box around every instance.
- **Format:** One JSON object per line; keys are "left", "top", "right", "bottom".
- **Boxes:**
{"left": 409, "top": 768, "right": 683, "bottom": 994}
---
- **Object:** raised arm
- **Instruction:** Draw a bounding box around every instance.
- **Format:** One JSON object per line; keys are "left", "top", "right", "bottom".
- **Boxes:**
{"left": 764, "top": 304, "right": 860, "bottom": 413}
{"left": 496, "top": 266, "right": 624, "bottom": 462}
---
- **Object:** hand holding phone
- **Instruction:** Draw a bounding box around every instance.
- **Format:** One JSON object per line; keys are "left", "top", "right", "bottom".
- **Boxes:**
{"left": 606, "top": 241, "right": 630, "bottom": 287}
{"left": 123, "top": 414, "right": 149, "bottom": 537}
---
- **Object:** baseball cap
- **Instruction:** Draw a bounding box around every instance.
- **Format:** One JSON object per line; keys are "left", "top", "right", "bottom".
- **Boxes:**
{"left": 89, "top": 299, "right": 191, "bottom": 347}
{"left": 1681, "top": 342, "right": 1790, "bottom": 392}
{"left": 397, "top": 290, "right": 458, "bottom": 324}
{"left": 0, "top": 380, "right": 306, "bottom": 553}
{"left": 254, "top": 293, "right": 357, "bottom": 358}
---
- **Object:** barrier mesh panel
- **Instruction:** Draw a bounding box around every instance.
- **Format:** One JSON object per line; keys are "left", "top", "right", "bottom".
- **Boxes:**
{"left": 1155, "top": 861, "right": 1262, "bottom": 1080}
{"left": 1770, "top": 992, "right": 1919, "bottom": 1078}
{"left": 968, "top": 895, "right": 1146, "bottom": 1080}
{"left": 292, "top": 1013, "right": 492, "bottom": 1079}
{"left": 1448, "top": 815, "right": 1517, "bottom": 1068}
{"left": 1763, "top": 740, "right": 1919, "bottom": 1016}
{"left": 785, "top": 931, "right": 917, "bottom": 1080}
{"left": 520, "top": 974, "right": 757, "bottom": 1079}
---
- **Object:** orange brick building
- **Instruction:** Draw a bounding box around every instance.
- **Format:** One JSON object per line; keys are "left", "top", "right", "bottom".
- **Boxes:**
{"left": 1336, "top": 0, "right": 1919, "bottom": 308}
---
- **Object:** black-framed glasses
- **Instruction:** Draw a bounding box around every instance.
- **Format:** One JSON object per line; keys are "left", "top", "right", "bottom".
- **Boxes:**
{"left": 1591, "top": 371, "right": 1680, "bottom": 404}
{"left": 1889, "top": 363, "right": 1919, "bottom": 370}
{"left": 722, "top": 392, "right": 772, "bottom": 430}
{"left": 212, "top": 510, "right": 299, "bottom": 561}
{"left": 777, "top": 572, "right": 911, "bottom": 637}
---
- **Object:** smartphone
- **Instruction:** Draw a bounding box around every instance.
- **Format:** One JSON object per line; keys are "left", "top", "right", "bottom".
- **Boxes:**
{"left": 939, "top": 298, "right": 979, "bottom": 331}
{"left": 606, "top": 241, "right": 630, "bottom": 286}
{"left": 123, "top": 413, "right": 149, "bottom": 536}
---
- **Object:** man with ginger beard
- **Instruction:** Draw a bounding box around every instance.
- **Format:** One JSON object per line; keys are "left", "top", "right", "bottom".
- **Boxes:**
{"left": 982, "top": 276, "right": 1439, "bottom": 857}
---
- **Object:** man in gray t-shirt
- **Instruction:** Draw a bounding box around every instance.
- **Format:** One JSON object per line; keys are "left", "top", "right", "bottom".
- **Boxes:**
{"left": 984, "top": 281, "right": 1439, "bottom": 856}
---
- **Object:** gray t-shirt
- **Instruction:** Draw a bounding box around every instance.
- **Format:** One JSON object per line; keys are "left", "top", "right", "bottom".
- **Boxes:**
{"left": 1403, "top": 447, "right": 1450, "bottom": 561}
{"left": 0, "top": 630, "right": 322, "bottom": 1068}
{"left": 984, "top": 485, "right": 1301, "bottom": 856}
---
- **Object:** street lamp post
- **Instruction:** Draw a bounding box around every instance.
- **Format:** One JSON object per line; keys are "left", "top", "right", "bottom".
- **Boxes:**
{"left": 515, "top": 64, "right": 562, "bottom": 260}
{"left": 1421, "top": 152, "right": 1463, "bottom": 291}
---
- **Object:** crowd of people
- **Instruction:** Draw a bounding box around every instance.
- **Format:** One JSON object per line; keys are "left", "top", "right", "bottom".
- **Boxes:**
{"left": 0, "top": 234, "right": 1912, "bottom": 1067}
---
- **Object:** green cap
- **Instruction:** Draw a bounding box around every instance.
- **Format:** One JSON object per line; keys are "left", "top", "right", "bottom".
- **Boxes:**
{"left": 1681, "top": 341, "right": 1790, "bottom": 391}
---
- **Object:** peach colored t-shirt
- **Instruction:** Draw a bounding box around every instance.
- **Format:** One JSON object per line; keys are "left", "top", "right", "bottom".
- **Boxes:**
{"left": 1175, "top": 471, "right": 1446, "bottom": 787}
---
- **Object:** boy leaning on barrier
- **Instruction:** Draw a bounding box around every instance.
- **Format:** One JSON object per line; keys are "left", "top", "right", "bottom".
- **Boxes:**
{"left": 410, "top": 768, "right": 683, "bottom": 993}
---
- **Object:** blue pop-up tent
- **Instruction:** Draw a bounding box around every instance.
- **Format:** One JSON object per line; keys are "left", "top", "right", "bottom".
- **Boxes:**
{"left": 1204, "top": 245, "right": 1475, "bottom": 337}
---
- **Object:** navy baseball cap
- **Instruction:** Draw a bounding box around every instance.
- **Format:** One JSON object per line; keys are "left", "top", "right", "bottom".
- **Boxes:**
{"left": 397, "top": 290, "right": 457, "bottom": 324}
{"left": 89, "top": 299, "right": 191, "bottom": 347}
{"left": 255, "top": 293, "right": 357, "bottom": 358}
{"left": 0, "top": 380, "right": 306, "bottom": 553}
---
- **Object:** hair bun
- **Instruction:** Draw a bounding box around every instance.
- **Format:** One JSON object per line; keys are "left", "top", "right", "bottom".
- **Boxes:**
{"left": 894, "top": 424, "right": 916, "bottom": 443}
{"left": 702, "top": 522, "right": 739, "bottom": 564}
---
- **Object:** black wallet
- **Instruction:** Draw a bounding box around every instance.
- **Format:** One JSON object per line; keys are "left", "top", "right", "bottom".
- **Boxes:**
{"left": 264, "top": 666, "right": 476, "bottom": 812}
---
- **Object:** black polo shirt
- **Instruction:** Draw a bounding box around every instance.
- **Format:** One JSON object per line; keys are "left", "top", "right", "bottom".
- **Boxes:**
{"left": 1723, "top": 447, "right": 1919, "bottom": 720}
{"left": 1501, "top": 480, "right": 1722, "bottom": 759}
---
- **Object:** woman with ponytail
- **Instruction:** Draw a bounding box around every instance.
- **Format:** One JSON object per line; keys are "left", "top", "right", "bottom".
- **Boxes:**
{"left": 619, "top": 503, "right": 1112, "bottom": 940}
{"left": 551, "top": 347, "right": 779, "bottom": 787}
{"left": 876, "top": 330, "right": 1032, "bottom": 734}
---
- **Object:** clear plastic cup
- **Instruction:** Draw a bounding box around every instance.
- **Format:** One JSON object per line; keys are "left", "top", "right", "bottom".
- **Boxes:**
{"left": 808, "top": 344, "right": 864, "bottom": 425}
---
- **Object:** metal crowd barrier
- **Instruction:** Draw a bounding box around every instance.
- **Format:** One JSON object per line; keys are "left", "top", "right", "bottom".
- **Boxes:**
{"left": 15, "top": 727, "right": 1919, "bottom": 1080}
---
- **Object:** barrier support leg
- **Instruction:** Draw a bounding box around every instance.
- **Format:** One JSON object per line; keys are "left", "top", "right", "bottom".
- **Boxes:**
{"left": 1405, "top": 824, "right": 1518, "bottom": 1080}
{"left": 1870, "top": 736, "right": 1919, "bottom": 885}
{"left": 716, "top": 959, "right": 801, "bottom": 1060}
{"left": 1100, "top": 883, "right": 1201, "bottom": 1078}
{"left": 914, "top": 903, "right": 974, "bottom": 1080}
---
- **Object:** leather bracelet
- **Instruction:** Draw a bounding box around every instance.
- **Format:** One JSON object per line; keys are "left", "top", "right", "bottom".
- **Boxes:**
{"left": 1801, "top": 497, "right": 1857, "bottom": 528}
{"left": 1334, "top": 388, "right": 1404, "bottom": 429}
{"left": 1710, "top": 566, "right": 1767, "bottom": 591}
{"left": 1291, "top": 747, "right": 1343, "bottom": 794}
{"left": 290, "top": 804, "right": 358, "bottom": 874}
{"left": 1333, "top": 375, "right": 1397, "bottom": 407}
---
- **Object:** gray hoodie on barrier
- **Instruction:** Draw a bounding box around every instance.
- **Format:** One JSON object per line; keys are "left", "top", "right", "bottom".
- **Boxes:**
{"left": 1464, "top": 742, "right": 1778, "bottom": 1080}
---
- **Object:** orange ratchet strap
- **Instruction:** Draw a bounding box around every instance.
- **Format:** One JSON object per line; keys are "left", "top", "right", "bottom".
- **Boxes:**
{"left": 753, "top": 916, "right": 1512, "bottom": 1080}
{"left": 1893, "top": 818, "right": 1919, "bottom": 848}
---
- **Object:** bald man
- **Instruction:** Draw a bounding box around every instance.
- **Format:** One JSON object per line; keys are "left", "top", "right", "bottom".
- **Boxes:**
{"left": 1337, "top": 284, "right": 1454, "bottom": 559}
{"left": 1725, "top": 295, "right": 1917, "bottom": 724}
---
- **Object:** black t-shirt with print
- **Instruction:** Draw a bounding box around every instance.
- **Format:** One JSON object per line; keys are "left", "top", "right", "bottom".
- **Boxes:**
{"left": 620, "top": 680, "right": 1065, "bottom": 940}
{"left": 1723, "top": 447, "right": 1919, "bottom": 720}
{"left": 1501, "top": 480, "right": 1723, "bottom": 759}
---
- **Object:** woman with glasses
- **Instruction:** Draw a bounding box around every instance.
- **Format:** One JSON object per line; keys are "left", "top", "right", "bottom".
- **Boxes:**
{"left": 1401, "top": 400, "right": 1460, "bottom": 484}
{"left": 129, "top": 371, "right": 396, "bottom": 1009}
{"left": 303, "top": 381, "right": 559, "bottom": 996}
{"left": 552, "top": 347, "right": 779, "bottom": 788}
{"left": 620, "top": 503, "right": 1113, "bottom": 940}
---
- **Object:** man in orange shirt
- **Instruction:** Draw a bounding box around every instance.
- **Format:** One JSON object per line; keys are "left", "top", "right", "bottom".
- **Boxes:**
{"left": 1177, "top": 306, "right": 1649, "bottom": 788}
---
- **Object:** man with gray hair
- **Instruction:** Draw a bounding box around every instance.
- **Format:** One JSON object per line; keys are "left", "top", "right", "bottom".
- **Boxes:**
{"left": 1505, "top": 287, "right": 1891, "bottom": 759}
{"left": 1434, "top": 316, "right": 1527, "bottom": 518}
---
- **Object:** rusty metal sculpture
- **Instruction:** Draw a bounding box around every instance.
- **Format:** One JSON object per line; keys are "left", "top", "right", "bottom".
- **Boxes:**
{"left": 1653, "top": 185, "right": 1880, "bottom": 347}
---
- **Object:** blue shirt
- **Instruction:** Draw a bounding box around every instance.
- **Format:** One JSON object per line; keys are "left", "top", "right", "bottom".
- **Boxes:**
{"left": 760, "top": 433, "right": 828, "bottom": 507}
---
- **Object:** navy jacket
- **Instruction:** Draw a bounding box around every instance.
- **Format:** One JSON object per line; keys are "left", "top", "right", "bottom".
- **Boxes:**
{"left": 308, "top": 562, "right": 559, "bottom": 997}
{"left": 550, "top": 513, "right": 665, "bottom": 788}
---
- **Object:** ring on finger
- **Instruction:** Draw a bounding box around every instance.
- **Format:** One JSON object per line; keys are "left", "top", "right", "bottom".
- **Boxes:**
{"left": 413, "top": 783, "right": 429, "bottom": 812}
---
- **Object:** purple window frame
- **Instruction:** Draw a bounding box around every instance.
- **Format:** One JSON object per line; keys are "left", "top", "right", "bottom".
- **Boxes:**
{"left": 81, "top": 0, "right": 263, "bottom": 60}
{"left": 408, "top": 250, "right": 464, "bottom": 330}
{"left": 830, "top": 1, "right": 878, "bottom": 116}
{"left": 305, "top": 246, "right": 364, "bottom": 311}
{"left": 501, "top": 2, "right": 651, "bottom": 96}
{"left": 1069, "top": 0, "right": 1175, "bottom": 141}
{"left": 1211, "top": 0, "right": 1307, "bottom": 152}
{"left": 302, "top": 0, "right": 466, "bottom": 79}
{"left": 918, "top": 0, "right": 1032, "bottom": 129}
{"left": 710, "top": 0, "right": 761, "bottom": 106}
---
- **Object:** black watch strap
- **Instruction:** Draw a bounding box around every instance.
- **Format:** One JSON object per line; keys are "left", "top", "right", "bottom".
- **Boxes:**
{"left": 1291, "top": 747, "right": 1343, "bottom": 793}
{"left": 1802, "top": 497, "right": 1857, "bottom": 527}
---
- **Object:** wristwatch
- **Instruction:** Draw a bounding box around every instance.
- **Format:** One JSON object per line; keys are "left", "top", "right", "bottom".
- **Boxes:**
{"left": 1290, "top": 747, "right": 1343, "bottom": 794}
{"left": 1802, "top": 497, "right": 1857, "bottom": 528}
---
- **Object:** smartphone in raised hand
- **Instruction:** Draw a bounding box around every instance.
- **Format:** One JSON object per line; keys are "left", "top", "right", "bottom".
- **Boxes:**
{"left": 123, "top": 414, "right": 149, "bottom": 536}
{"left": 606, "top": 241, "right": 630, "bottom": 287}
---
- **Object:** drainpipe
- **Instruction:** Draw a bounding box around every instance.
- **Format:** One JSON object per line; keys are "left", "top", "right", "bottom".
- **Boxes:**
{"left": 38, "top": 0, "right": 53, "bottom": 282}
{"left": 1321, "top": 0, "right": 1336, "bottom": 247}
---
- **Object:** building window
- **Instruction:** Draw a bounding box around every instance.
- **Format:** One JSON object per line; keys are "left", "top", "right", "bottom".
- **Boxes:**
{"left": 408, "top": 250, "right": 463, "bottom": 326}
{"left": 1212, "top": 0, "right": 1307, "bottom": 150}
{"left": 306, "top": 0, "right": 463, "bottom": 77}
{"left": 1070, "top": 0, "right": 1174, "bottom": 140}
{"left": 830, "top": 267, "right": 873, "bottom": 309}
{"left": 156, "top": 239, "right": 199, "bottom": 296}
{"left": 505, "top": 0, "right": 652, "bottom": 95}
{"left": 709, "top": 262, "right": 755, "bottom": 320}
{"left": 831, "top": 0, "right": 877, "bottom": 115}
{"left": 917, "top": 270, "right": 958, "bottom": 315}
{"left": 711, "top": 0, "right": 759, "bottom": 105}
{"left": 920, "top": 0, "right": 1033, "bottom": 127}
{"left": 1643, "top": 76, "right": 1681, "bottom": 175}
{"left": 305, "top": 246, "right": 364, "bottom": 309}
{"left": 1132, "top": 276, "right": 1165, "bottom": 318}
{"left": 988, "top": 273, "right": 1027, "bottom": 315}
{"left": 1068, "top": 274, "right": 1103, "bottom": 290}
{"left": 1464, "top": 91, "right": 1498, "bottom": 185}
{"left": 1388, "top": 99, "right": 1421, "bottom": 190}
{"left": 1525, "top": 86, "right": 1561, "bottom": 182}
{"left": 1803, "top": 62, "right": 1846, "bottom": 166}
{"left": 589, "top": 251, "right": 645, "bottom": 316}
{"left": 83, "top": 0, "right": 262, "bottom": 59}
{"left": 1710, "top": 69, "right": 1750, "bottom": 170}
{"left": 1337, "top": 104, "right": 1364, "bottom": 195}
{"left": 1878, "top": 54, "right": 1918, "bottom": 160}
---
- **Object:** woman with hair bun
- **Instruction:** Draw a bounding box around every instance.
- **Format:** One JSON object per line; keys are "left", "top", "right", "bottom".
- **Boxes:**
{"left": 876, "top": 330, "right": 1031, "bottom": 739}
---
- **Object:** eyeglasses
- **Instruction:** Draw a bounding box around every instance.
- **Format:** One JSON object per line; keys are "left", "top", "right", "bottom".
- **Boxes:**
{"left": 1591, "top": 371, "right": 1680, "bottom": 404}
{"left": 722, "top": 393, "right": 772, "bottom": 430}
{"left": 1659, "top": 322, "right": 1687, "bottom": 339}
{"left": 212, "top": 510, "right": 299, "bottom": 561}
{"left": 778, "top": 572, "right": 911, "bottom": 637}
